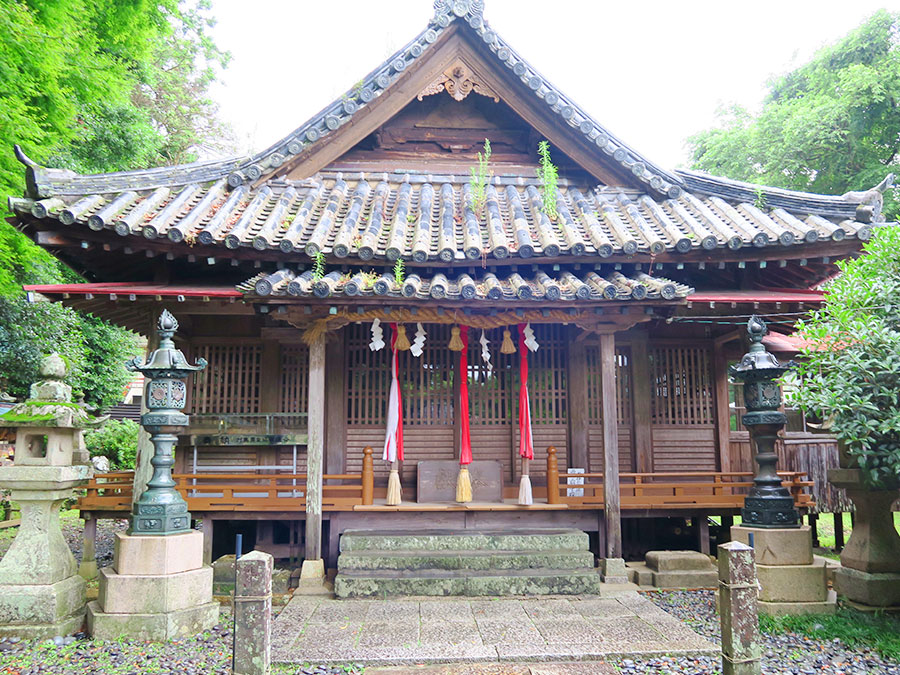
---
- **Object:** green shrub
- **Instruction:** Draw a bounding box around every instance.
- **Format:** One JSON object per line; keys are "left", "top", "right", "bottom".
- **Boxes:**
{"left": 84, "top": 418, "right": 139, "bottom": 470}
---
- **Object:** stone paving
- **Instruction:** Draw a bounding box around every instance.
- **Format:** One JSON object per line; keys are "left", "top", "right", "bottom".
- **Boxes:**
{"left": 272, "top": 592, "right": 716, "bottom": 666}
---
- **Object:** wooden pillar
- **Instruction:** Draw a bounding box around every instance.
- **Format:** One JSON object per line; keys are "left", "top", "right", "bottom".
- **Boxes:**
{"left": 713, "top": 342, "right": 733, "bottom": 473}
{"left": 809, "top": 512, "right": 819, "bottom": 548}
{"left": 201, "top": 515, "right": 213, "bottom": 565}
{"left": 305, "top": 334, "right": 326, "bottom": 561}
{"left": 600, "top": 333, "right": 622, "bottom": 559}
{"left": 567, "top": 328, "right": 589, "bottom": 471}
{"left": 696, "top": 515, "right": 710, "bottom": 555}
{"left": 325, "top": 330, "right": 346, "bottom": 475}
{"left": 834, "top": 512, "right": 845, "bottom": 551}
{"left": 630, "top": 332, "right": 653, "bottom": 473}
{"left": 259, "top": 340, "right": 281, "bottom": 470}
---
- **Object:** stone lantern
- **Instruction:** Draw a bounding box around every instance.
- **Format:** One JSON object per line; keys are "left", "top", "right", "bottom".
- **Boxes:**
{"left": 729, "top": 315, "right": 799, "bottom": 528}
{"left": 0, "top": 354, "right": 96, "bottom": 637}
{"left": 125, "top": 308, "right": 206, "bottom": 536}
{"left": 729, "top": 317, "right": 836, "bottom": 615}
{"left": 88, "top": 310, "right": 218, "bottom": 641}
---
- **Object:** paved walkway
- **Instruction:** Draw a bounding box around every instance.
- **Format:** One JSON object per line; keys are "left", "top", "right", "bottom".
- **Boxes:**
{"left": 272, "top": 592, "right": 716, "bottom": 666}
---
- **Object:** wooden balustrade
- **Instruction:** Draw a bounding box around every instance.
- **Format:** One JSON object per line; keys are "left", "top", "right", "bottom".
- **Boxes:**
{"left": 548, "top": 468, "right": 814, "bottom": 509}
{"left": 362, "top": 446, "right": 374, "bottom": 505}
{"left": 546, "top": 446, "right": 560, "bottom": 505}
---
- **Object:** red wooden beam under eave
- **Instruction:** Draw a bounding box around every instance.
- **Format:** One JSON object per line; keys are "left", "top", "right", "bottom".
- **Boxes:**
{"left": 22, "top": 282, "right": 243, "bottom": 299}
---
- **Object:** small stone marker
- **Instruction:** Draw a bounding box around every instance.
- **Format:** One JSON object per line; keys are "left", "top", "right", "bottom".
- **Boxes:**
{"left": 718, "top": 541, "right": 761, "bottom": 675}
{"left": 233, "top": 550, "right": 273, "bottom": 675}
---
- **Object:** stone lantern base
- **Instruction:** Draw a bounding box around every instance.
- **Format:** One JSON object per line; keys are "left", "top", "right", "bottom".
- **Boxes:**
{"left": 0, "top": 467, "right": 91, "bottom": 639}
{"left": 87, "top": 530, "right": 218, "bottom": 641}
{"left": 731, "top": 525, "right": 837, "bottom": 616}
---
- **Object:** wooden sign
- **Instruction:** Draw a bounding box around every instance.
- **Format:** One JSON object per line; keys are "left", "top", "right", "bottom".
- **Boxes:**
{"left": 416, "top": 460, "right": 503, "bottom": 503}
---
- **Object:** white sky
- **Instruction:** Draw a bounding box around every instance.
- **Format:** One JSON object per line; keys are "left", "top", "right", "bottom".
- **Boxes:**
{"left": 208, "top": 0, "right": 890, "bottom": 169}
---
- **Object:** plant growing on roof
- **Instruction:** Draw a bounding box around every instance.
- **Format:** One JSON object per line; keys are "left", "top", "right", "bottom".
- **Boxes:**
{"left": 468, "top": 138, "right": 492, "bottom": 217}
{"left": 791, "top": 226, "right": 900, "bottom": 490}
{"left": 312, "top": 251, "right": 326, "bottom": 282}
{"left": 537, "top": 140, "right": 559, "bottom": 221}
{"left": 393, "top": 258, "right": 406, "bottom": 286}
{"left": 754, "top": 187, "right": 767, "bottom": 210}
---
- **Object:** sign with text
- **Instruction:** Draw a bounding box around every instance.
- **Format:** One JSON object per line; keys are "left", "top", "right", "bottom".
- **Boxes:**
{"left": 417, "top": 460, "right": 503, "bottom": 503}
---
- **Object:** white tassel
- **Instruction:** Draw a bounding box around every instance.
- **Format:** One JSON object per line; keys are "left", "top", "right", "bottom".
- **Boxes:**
{"left": 518, "top": 474, "right": 533, "bottom": 506}
{"left": 411, "top": 322, "right": 427, "bottom": 357}
{"left": 369, "top": 318, "right": 385, "bottom": 351}
{"left": 523, "top": 322, "right": 539, "bottom": 352}
{"left": 479, "top": 330, "right": 492, "bottom": 377}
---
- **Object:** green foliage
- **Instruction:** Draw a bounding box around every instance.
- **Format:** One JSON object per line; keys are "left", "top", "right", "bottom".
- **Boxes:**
{"left": 536, "top": 140, "right": 559, "bottom": 221}
{"left": 393, "top": 258, "right": 405, "bottom": 286}
{"left": 312, "top": 251, "right": 326, "bottom": 281}
{"left": 760, "top": 606, "right": 900, "bottom": 661}
{"left": 791, "top": 226, "right": 900, "bottom": 489}
{"left": 0, "top": 296, "right": 140, "bottom": 409}
{"left": 468, "top": 138, "right": 492, "bottom": 215}
{"left": 84, "top": 418, "right": 140, "bottom": 470}
{"left": 688, "top": 10, "right": 900, "bottom": 218}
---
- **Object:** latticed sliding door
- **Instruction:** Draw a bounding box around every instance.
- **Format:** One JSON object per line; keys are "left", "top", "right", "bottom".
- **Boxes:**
{"left": 467, "top": 327, "right": 515, "bottom": 481}
{"left": 586, "top": 345, "right": 635, "bottom": 473}
{"left": 345, "top": 323, "right": 455, "bottom": 483}
{"left": 648, "top": 343, "right": 716, "bottom": 472}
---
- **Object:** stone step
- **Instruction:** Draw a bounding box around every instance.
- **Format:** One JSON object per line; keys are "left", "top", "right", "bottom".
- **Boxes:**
{"left": 338, "top": 549, "right": 595, "bottom": 572}
{"left": 339, "top": 528, "right": 589, "bottom": 553}
{"left": 334, "top": 568, "right": 604, "bottom": 598}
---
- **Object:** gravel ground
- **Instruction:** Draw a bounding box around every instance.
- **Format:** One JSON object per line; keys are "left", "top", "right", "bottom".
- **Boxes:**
{"left": 609, "top": 590, "right": 900, "bottom": 675}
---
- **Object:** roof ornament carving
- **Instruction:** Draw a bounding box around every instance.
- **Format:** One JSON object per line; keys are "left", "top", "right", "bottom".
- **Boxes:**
{"left": 841, "top": 173, "right": 894, "bottom": 223}
{"left": 418, "top": 60, "right": 499, "bottom": 102}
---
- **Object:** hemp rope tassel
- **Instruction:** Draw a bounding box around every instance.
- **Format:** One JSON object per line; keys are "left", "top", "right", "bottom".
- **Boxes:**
{"left": 500, "top": 329, "right": 516, "bottom": 354}
{"left": 394, "top": 324, "right": 411, "bottom": 351}
{"left": 448, "top": 325, "right": 464, "bottom": 351}
{"left": 518, "top": 456, "right": 533, "bottom": 506}
{"left": 456, "top": 465, "right": 472, "bottom": 503}
{"left": 386, "top": 460, "right": 402, "bottom": 506}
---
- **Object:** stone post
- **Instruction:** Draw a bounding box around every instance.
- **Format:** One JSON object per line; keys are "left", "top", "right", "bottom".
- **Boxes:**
{"left": 0, "top": 354, "right": 94, "bottom": 638}
{"left": 78, "top": 515, "right": 99, "bottom": 580}
{"left": 233, "top": 551, "right": 273, "bottom": 675}
{"left": 718, "top": 541, "right": 761, "bottom": 675}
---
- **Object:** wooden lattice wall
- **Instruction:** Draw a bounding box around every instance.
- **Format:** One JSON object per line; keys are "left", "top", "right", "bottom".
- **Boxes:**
{"left": 190, "top": 342, "right": 262, "bottom": 414}
{"left": 648, "top": 343, "right": 717, "bottom": 471}
{"left": 279, "top": 344, "right": 310, "bottom": 414}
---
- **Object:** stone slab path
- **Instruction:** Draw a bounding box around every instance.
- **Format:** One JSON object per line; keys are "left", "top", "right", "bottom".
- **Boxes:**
{"left": 272, "top": 592, "right": 715, "bottom": 667}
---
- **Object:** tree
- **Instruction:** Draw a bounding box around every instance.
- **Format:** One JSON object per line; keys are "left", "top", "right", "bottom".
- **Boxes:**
{"left": 792, "top": 226, "right": 900, "bottom": 490}
{"left": 687, "top": 10, "right": 900, "bottom": 219}
{"left": 0, "top": 1, "right": 229, "bottom": 409}
{"left": 84, "top": 419, "right": 140, "bottom": 470}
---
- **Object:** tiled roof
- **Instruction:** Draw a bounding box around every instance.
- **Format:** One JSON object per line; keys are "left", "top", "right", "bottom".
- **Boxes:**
{"left": 240, "top": 267, "right": 693, "bottom": 302}
{"left": 9, "top": 173, "right": 874, "bottom": 264}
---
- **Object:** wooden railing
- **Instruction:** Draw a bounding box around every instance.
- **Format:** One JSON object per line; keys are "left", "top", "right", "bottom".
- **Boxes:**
{"left": 546, "top": 446, "right": 814, "bottom": 509}
{"left": 79, "top": 446, "right": 813, "bottom": 513}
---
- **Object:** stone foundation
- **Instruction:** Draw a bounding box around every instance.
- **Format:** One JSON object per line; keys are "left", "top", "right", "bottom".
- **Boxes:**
{"left": 730, "top": 525, "right": 835, "bottom": 616}
{"left": 88, "top": 530, "right": 218, "bottom": 641}
{"left": 627, "top": 550, "right": 717, "bottom": 589}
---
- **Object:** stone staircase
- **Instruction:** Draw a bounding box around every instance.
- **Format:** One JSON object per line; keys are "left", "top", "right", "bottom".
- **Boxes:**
{"left": 334, "top": 528, "right": 603, "bottom": 598}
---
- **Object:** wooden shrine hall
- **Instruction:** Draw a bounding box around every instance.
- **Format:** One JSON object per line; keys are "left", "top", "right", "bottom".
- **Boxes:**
{"left": 8, "top": 0, "right": 881, "bottom": 568}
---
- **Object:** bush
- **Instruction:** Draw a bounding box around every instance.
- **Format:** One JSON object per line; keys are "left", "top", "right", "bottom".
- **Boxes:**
{"left": 84, "top": 418, "right": 139, "bottom": 470}
{"left": 793, "top": 226, "right": 900, "bottom": 489}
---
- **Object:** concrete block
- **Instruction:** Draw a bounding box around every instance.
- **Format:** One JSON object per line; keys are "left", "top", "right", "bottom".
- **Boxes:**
{"left": 600, "top": 558, "right": 628, "bottom": 584}
{"left": 756, "top": 560, "right": 826, "bottom": 603}
{"left": 99, "top": 566, "right": 213, "bottom": 614}
{"left": 730, "top": 526, "right": 814, "bottom": 566}
{"left": 646, "top": 550, "right": 715, "bottom": 572}
{"left": 114, "top": 531, "right": 203, "bottom": 576}
{"left": 651, "top": 570, "right": 718, "bottom": 589}
{"left": 759, "top": 590, "right": 837, "bottom": 616}
{"left": 212, "top": 554, "right": 236, "bottom": 583}
{"left": 0, "top": 575, "right": 85, "bottom": 628}
{"left": 814, "top": 555, "right": 841, "bottom": 586}
{"left": 625, "top": 562, "right": 654, "bottom": 586}
{"left": 834, "top": 567, "right": 900, "bottom": 608}
{"left": 87, "top": 600, "right": 219, "bottom": 641}
{"left": 272, "top": 569, "right": 292, "bottom": 595}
